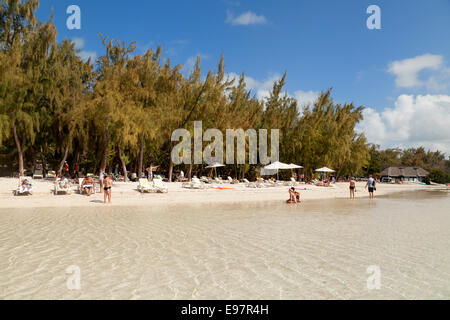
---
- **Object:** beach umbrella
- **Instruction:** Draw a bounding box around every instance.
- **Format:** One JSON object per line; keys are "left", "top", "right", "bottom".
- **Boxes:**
{"left": 263, "top": 161, "right": 292, "bottom": 180}
{"left": 264, "top": 161, "right": 292, "bottom": 170}
{"left": 206, "top": 162, "right": 225, "bottom": 177}
{"left": 315, "top": 167, "right": 335, "bottom": 180}
{"left": 315, "top": 167, "right": 335, "bottom": 173}
{"left": 287, "top": 164, "right": 303, "bottom": 180}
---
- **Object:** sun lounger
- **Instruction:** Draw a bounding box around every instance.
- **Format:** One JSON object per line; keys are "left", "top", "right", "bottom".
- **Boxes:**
{"left": 54, "top": 178, "right": 72, "bottom": 195}
{"left": 138, "top": 178, "right": 156, "bottom": 193}
{"left": 15, "top": 177, "right": 33, "bottom": 196}
{"left": 215, "top": 177, "right": 224, "bottom": 184}
{"left": 200, "top": 176, "right": 210, "bottom": 184}
{"left": 284, "top": 177, "right": 298, "bottom": 187}
{"left": 183, "top": 177, "right": 206, "bottom": 189}
{"left": 78, "top": 178, "right": 96, "bottom": 195}
{"left": 33, "top": 169, "right": 44, "bottom": 179}
{"left": 153, "top": 178, "right": 169, "bottom": 193}
{"left": 46, "top": 170, "right": 56, "bottom": 180}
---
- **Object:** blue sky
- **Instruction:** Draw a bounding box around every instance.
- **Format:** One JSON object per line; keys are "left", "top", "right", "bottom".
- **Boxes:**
{"left": 36, "top": 0, "right": 450, "bottom": 153}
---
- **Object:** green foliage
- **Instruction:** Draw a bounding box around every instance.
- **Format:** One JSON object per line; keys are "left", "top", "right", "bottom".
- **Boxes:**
{"left": 429, "top": 169, "right": 450, "bottom": 184}
{"left": 2, "top": 1, "right": 448, "bottom": 180}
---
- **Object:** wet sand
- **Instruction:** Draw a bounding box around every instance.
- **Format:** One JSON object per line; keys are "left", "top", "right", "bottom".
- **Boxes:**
{"left": 0, "top": 190, "right": 449, "bottom": 300}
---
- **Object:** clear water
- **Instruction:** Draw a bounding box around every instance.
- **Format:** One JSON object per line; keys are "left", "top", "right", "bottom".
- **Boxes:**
{"left": 0, "top": 191, "right": 449, "bottom": 300}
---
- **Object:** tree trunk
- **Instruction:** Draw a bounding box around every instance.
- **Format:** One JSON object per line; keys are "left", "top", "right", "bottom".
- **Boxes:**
{"left": 58, "top": 145, "right": 70, "bottom": 174}
{"left": 188, "top": 163, "right": 193, "bottom": 181}
{"left": 100, "top": 130, "right": 109, "bottom": 173}
{"left": 138, "top": 139, "right": 144, "bottom": 178}
{"left": 168, "top": 158, "right": 174, "bottom": 183}
{"left": 12, "top": 121, "right": 24, "bottom": 177}
{"left": 117, "top": 138, "right": 128, "bottom": 182}
{"left": 168, "top": 141, "right": 174, "bottom": 182}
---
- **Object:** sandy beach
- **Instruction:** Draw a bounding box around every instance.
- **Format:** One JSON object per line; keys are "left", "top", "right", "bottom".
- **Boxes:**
{"left": 0, "top": 178, "right": 444, "bottom": 209}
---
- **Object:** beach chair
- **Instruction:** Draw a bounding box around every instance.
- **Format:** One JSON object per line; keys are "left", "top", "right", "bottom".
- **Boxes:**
{"left": 227, "top": 176, "right": 239, "bottom": 184}
{"left": 200, "top": 176, "right": 210, "bottom": 184}
{"left": 183, "top": 177, "right": 206, "bottom": 189}
{"left": 15, "top": 177, "right": 33, "bottom": 196}
{"left": 33, "top": 169, "right": 44, "bottom": 179}
{"left": 214, "top": 177, "right": 224, "bottom": 184}
{"left": 46, "top": 170, "right": 56, "bottom": 180}
{"left": 78, "top": 178, "right": 96, "bottom": 195}
{"left": 54, "top": 178, "right": 72, "bottom": 195}
{"left": 243, "top": 178, "right": 254, "bottom": 187}
{"left": 284, "top": 177, "right": 297, "bottom": 187}
{"left": 138, "top": 178, "right": 156, "bottom": 193}
{"left": 153, "top": 178, "right": 169, "bottom": 193}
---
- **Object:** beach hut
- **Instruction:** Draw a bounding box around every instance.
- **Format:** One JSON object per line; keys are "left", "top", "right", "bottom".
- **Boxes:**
{"left": 380, "top": 166, "right": 429, "bottom": 183}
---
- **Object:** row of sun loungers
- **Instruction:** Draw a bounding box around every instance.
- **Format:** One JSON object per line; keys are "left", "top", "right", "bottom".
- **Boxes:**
{"left": 14, "top": 175, "right": 305, "bottom": 196}
{"left": 138, "top": 178, "right": 169, "bottom": 193}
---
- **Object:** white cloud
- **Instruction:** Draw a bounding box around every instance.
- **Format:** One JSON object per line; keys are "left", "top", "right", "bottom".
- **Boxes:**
{"left": 357, "top": 94, "right": 450, "bottom": 154}
{"left": 294, "top": 90, "right": 320, "bottom": 107}
{"left": 227, "top": 72, "right": 282, "bottom": 100}
{"left": 226, "top": 10, "right": 267, "bottom": 26}
{"left": 71, "top": 37, "right": 97, "bottom": 62}
{"left": 387, "top": 54, "right": 446, "bottom": 89}
{"left": 72, "top": 37, "right": 85, "bottom": 50}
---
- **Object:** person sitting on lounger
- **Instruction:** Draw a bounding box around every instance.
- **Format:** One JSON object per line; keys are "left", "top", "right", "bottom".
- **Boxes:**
{"left": 58, "top": 176, "right": 69, "bottom": 189}
{"left": 82, "top": 176, "right": 95, "bottom": 196}
{"left": 20, "top": 179, "right": 33, "bottom": 192}
{"left": 287, "top": 187, "right": 301, "bottom": 203}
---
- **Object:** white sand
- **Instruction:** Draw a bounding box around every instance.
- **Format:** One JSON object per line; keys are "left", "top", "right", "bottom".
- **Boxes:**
{"left": 0, "top": 177, "right": 443, "bottom": 209}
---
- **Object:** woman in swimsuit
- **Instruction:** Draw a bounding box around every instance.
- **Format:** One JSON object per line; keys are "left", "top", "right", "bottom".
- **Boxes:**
{"left": 103, "top": 174, "right": 112, "bottom": 204}
{"left": 349, "top": 177, "right": 356, "bottom": 199}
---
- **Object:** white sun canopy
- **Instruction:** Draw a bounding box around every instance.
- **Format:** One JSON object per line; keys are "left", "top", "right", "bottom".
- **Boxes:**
{"left": 264, "top": 161, "right": 292, "bottom": 170}
{"left": 206, "top": 162, "right": 225, "bottom": 169}
{"left": 315, "top": 167, "right": 335, "bottom": 173}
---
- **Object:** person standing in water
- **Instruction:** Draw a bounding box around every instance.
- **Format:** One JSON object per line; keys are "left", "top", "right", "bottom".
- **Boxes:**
{"left": 349, "top": 177, "right": 356, "bottom": 199}
{"left": 365, "top": 175, "right": 376, "bottom": 199}
{"left": 103, "top": 174, "right": 112, "bottom": 204}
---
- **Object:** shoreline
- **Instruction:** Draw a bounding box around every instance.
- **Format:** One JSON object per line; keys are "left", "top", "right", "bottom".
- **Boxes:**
{"left": 0, "top": 178, "right": 444, "bottom": 210}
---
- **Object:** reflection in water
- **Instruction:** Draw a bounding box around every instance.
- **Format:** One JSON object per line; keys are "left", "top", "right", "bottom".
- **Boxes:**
{"left": 0, "top": 191, "right": 448, "bottom": 300}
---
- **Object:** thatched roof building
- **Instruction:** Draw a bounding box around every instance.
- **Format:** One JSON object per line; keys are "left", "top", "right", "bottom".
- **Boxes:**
{"left": 380, "top": 167, "right": 429, "bottom": 182}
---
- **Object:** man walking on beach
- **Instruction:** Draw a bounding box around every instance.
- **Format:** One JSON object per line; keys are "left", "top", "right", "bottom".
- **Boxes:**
{"left": 365, "top": 175, "right": 376, "bottom": 199}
